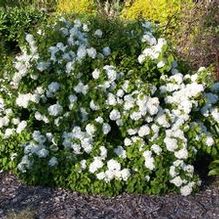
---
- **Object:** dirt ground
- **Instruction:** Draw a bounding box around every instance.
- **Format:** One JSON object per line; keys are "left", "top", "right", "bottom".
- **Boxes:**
{"left": 0, "top": 172, "right": 219, "bottom": 219}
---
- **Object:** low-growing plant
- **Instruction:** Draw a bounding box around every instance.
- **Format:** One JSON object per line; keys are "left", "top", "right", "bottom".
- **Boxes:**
{"left": 0, "top": 16, "right": 219, "bottom": 196}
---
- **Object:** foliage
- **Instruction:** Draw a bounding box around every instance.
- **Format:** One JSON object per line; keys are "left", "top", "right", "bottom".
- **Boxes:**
{"left": 57, "top": 0, "right": 96, "bottom": 14}
{"left": 120, "top": 0, "right": 193, "bottom": 27}
{"left": 0, "top": 0, "right": 58, "bottom": 11}
{"left": 209, "top": 159, "right": 219, "bottom": 176}
{"left": 0, "top": 16, "right": 219, "bottom": 196}
{"left": 0, "top": 6, "right": 46, "bottom": 55}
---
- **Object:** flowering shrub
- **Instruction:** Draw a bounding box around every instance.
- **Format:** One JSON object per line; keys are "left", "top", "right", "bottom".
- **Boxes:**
{"left": 0, "top": 16, "right": 219, "bottom": 196}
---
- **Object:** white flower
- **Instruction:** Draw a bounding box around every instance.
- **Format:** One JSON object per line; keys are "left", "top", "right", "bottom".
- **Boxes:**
{"left": 107, "top": 159, "right": 121, "bottom": 171}
{"left": 157, "top": 60, "right": 165, "bottom": 68}
{"left": 100, "top": 146, "right": 107, "bottom": 159}
{"left": 107, "top": 93, "right": 117, "bottom": 106}
{"left": 68, "top": 94, "right": 78, "bottom": 103}
{"left": 142, "top": 34, "right": 156, "bottom": 45}
{"left": 37, "top": 61, "right": 50, "bottom": 72}
{"left": 48, "top": 103, "right": 63, "bottom": 116}
{"left": 114, "top": 146, "right": 126, "bottom": 159}
{"left": 77, "top": 45, "right": 87, "bottom": 59}
{"left": 156, "top": 113, "right": 170, "bottom": 128}
{"left": 87, "top": 47, "right": 97, "bottom": 59}
{"left": 80, "top": 160, "right": 87, "bottom": 169}
{"left": 211, "top": 108, "right": 219, "bottom": 122}
{"left": 16, "top": 121, "right": 27, "bottom": 133}
{"left": 180, "top": 184, "right": 193, "bottom": 196}
{"left": 48, "top": 82, "right": 60, "bottom": 93}
{"left": 143, "top": 150, "right": 155, "bottom": 170}
{"left": 83, "top": 23, "right": 89, "bottom": 32}
{"left": 102, "top": 123, "right": 111, "bottom": 135}
{"left": 85, "top": 124, "right": 96, "bottom": 136}
{"left": 96, "top": 172, "right": 106, "bottom": 180}
{"left": 16, "top": 93, "right": 32, "bottom": 108}
{"left": 74, "top": 82, "right": 89, "bottom": 95}
{"left": 30, "top": 94, "right": 40, "bottom": 103}
{"left": 145, "top": 175, "right": 150, "bottom": 182}
{"left": 92, "top": 69, "right": 100, "bottom": 79}
{"left": 89, "top": 157, "right": 104, "bottom": 173}
{"left": 35, "top": 112, "right": 43, "bottom": 122}
{"left": 169, "top": 166, "right": 177, "bottom": 177}
{"left": 12, "top": 118, "right": 20, "bottom": 125}
{"left": 95, "top": 116, "right": 104, "bottom": 123}
{"left": 151, "top": 144, "right": 162, "bottom": 155}
{"left": 174, "top": 148, "right": 188, "bottom": 159}
{"left": 184, "top": 165, "right": 194, "bottom": 174}
{"left": 164, "top": 137, "right": 178, "bottom": 152}
{"left": 116, "top": 89, "right": 124, "bottom": 97}
{"left": 0, "top": 98, "right": 4, "bottom": 110}
{"left": 0, "top": 116, "right": 9, "bottom": 128}
{"left": 120, "top": 168, "right": 131, "bottom": 181}
{"left": 205, "top": 135, "right": 214, "bottom": 146}
{"left": 124, "top": 138, "right": 132, "bottom": 146}
{"left": 103, "top": 65, "right": 117, "bottom": 82}
{"left": 94, "top": 29, "right": 103, "bottom": 37}
{"left": 127, "top": 128, "right": 137, "bottom": 135}
{"left": 48, "top": 157, "right": 58, "bottom": 167}
{"left": 32, "top": 131, "right": 46, "bottom": 144}
{"left": 138, "top": 125, "right": 150, "bottom": 137}
{"left": 130, "top": 111, "right": 142, "bottom": 121}
{"left": 4, "top": 128, "right": 14, "bottom": 138}
{"left": 25, "top": 34, "right": 35, "bottom": 45}
{"left": 102, "top": 47, "right": 111, "bottom": 56}
{"left": 90, "top": 100, "right": 99, "bottom": 111}
{"left": 5, "top": 109, "right": 12, "bottom": 116}
{"left": 170, "top": 176, "right": 183, "bottom": 187}
{"left": 109, "top": 109, "right": 121, "bottom": 121}
{"left": 37, "top": 148, "right": 49, "bottom": 158}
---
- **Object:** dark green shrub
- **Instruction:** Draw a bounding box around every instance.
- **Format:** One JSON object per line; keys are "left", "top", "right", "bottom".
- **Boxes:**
{"left": 0, "top": 6, "right": 46, "bottom": 55}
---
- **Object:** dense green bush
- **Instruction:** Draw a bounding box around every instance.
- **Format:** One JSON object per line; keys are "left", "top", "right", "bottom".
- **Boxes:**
{"left": 0, "top": 16, "right": 219, "bottom": 196}
{"left": 0, "top": 6, "right": 45, "bottom": 55}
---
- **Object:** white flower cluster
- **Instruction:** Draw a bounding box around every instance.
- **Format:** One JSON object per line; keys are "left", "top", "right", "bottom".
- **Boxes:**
{"left": 138, "top": 27, "right": 167, "bottom": 64}
{"left": 11, "top": 34, "right": 39, "bottom": 89}
{"left": 18, "top": 131, "right": 58, "bottom": 172}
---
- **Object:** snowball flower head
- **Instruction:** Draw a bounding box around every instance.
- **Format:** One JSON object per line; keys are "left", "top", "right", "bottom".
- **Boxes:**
{"left": 48, "top": 103, "right": 63, "bottom": 116}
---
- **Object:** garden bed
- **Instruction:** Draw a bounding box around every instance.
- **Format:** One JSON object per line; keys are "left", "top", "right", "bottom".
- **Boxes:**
{"left": 1, "top": 172, "right": 219, "bottom": 219}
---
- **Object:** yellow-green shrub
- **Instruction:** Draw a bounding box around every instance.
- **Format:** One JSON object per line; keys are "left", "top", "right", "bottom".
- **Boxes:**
{"left": 121, "top": 0, "right": 193, "bottom": 25}
{"left": 57, "top": 0, "right": 96, "bottom": 14}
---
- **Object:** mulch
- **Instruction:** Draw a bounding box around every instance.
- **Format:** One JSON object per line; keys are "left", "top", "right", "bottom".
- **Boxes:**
{"left": 0, "top": 172, "right": 219, "bottom": 219}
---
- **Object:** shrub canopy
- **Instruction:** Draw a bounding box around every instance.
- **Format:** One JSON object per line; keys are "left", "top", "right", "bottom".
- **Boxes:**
{"left": 0, "top": 16, "right": 219, "bottom": 196}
